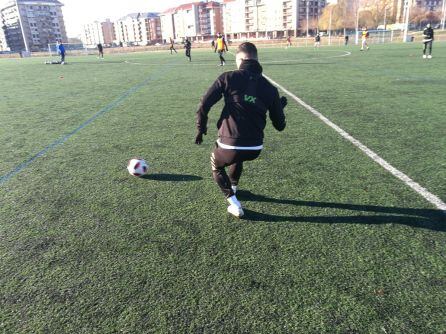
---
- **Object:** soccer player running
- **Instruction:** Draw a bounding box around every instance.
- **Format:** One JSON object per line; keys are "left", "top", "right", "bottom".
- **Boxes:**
{"left": 184, "top": 38, "right": 192, "bottom": 62}
{"left": 214, "top": 33, "right": 228, "bottom": 66}
{"left": 97, "top": 43, "right": 104, "bottom": 59}
{"left": 57, "top": 41, "right": 65, "bottom": 64}
{"left": 314, "top": 33, "right": 321, "bottom": 48}
{"left": 169, "top": 38, "right": 177, "bottom": 54}
{"left": 422, "top": 23, "right": 434, "bottom": 59}
{"left": 195, "top": 42, "right": 288, "bottom": 218}
{"left": 360, "top": 27, "right": 370, "bottom": 51}
{"left": 286, "top": 36, "right": 292, "bottom": 48}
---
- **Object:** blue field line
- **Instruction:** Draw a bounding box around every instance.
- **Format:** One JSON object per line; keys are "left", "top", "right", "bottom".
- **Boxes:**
{"left": 0, "top": 62, "right": 169, "bottom": 186}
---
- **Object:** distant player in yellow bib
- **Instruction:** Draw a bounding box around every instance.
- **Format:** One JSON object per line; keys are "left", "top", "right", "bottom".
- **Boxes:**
{"left": 214, "top": 33, "right": 229, "bottom": 66}
{"left": 360, "top": 27, "right": 370, "bottom": 51}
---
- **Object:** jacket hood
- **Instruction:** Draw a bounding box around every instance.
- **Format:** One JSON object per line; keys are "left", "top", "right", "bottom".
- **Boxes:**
{"left": 239, "top": 59, "right": 263, "bottom": 76}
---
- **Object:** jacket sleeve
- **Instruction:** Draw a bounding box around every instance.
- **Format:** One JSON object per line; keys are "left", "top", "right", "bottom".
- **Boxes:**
{"left": 268, "top": 87, "right": 286, "bottom": 132}
{"left": 196, "top": 74, "right": 225, "bottom": 134}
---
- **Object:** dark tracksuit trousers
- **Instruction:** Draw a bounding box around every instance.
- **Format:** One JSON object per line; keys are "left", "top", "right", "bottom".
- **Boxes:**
{"left": 217, "top": 50, "right": 225, "bottom": 64}
{"left": 423, "top": 41, "right": 432, "bottom": 55}
{"left": 211, "top": 145, "right": 261, "bottom": 198}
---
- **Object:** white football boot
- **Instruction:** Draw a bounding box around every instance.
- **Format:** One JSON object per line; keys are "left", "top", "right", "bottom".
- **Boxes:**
{"left": 423, "top": 55, "right": 427, "bottom": 59}
{"left": 427, "top": 55, "right": 432, "bottom": 59}
{"left": 227, "top": 195, "right": 244, "bottom": 218}
{"left": 227, "top": 205, "right": 244, "bottom": 218}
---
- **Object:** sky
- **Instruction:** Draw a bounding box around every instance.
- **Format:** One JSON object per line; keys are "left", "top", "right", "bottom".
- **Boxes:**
{"left": 61, "top": 0, "right": 195, "bottom": 37}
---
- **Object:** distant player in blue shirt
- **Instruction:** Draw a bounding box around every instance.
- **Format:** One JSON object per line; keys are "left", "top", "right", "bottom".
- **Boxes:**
{"left": 57, "top": 41, "right": 65, "bottom": 64}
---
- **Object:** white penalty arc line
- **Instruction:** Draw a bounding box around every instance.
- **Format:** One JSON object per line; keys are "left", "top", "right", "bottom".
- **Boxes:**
{"left": 263, "top": 50, "right": 351, "bottom": 64}
{"left": 124, "top": 50, "right": 351, "bottom": 67}
{"left": 264, "top": 74, "right": 446, "bottom": 213}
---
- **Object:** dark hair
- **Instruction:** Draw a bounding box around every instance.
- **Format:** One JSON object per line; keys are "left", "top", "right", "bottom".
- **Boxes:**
{"left": 237, "top": 42, "right": 258, "bottom": 59}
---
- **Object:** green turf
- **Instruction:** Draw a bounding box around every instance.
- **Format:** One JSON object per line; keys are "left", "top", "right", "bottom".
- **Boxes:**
{"left": 1, "top": 43, "right": 445, "bottom": 333}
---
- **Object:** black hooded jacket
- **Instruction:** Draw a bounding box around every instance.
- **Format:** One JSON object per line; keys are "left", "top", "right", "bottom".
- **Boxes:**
{"left": 423, "top": 27, "right": 434, "bottom": 41}
{"left": 196, "top": 59, "right": 286, "bottom": 147}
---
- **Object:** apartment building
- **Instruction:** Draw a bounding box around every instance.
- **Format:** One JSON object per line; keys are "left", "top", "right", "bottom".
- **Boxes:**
{"left": 223, "top": 0, "right": 326, "bottom": 39}
{"left": 81, "top": 21, "right": 103, "bottom": 47}
{"left": 114, "top": 12, "right": 161, "bottom": 46}
{"left": 101, "top": 19, "right": 115, "bottom": 45}
{"left": 0, "top": 23, "right": 7, "bottom": 50}
{"left": 0, "top": 0, "right": 67, "bottom": 52}
{"left": 81, "top": 19, "right": 116, "bottom": 47}
{"left": 160, "top": 1, "right": 223, "bottom": 41}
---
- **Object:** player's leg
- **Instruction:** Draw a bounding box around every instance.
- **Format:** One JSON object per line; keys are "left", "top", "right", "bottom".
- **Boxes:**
{"left": 228, "top": 150, "right": 260, "bottom": 194}
{"left": 210, "top": 147, "right": 248, "bottom": 217}
{"left": 423, "top": 42, "right": 427, "bottom": 57}
{"left": 428, "top": 41, "right": 432, "bottom": 58}
{"left": 228, "top": 162, "right": 243, "bottom": 193}
{"left": 219, "top": 51, "right": 225, "bottom": 66}
{"left": 211, "top": 147, "right": 234, "bottom": 199}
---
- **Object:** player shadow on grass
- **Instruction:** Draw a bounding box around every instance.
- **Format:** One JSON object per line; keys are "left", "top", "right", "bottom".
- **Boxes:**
{"left": 141, "top": 173, "right": 202, "bottom": 182}
{"left": 237, "top": 190, "right": 445, "bottom": 232}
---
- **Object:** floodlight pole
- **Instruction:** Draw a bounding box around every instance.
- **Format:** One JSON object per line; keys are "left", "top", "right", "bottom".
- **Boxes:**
{"left": 328, "top": 6, "right": 332, "bottom": 45}
{"left": 402, "top": 0, "right": 412, "bottom": 42}
{"left": 382, "top": 6, "right": 387, "bottom": 43}
{"left": 441, "top": 0, "right": 446, "bottom": 30}
{"left": 306, "top": 0, "right": 309, "bottom": 38}
{"left": 15, "top": 0, "right": 29, "bottom": 53}
{"left": 355, "top": 7, "right": 360, "bottom": 45}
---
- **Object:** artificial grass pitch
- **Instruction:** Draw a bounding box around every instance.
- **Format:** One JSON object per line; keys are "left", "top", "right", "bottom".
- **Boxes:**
{"left": 1, "top": 43, "right": 445, "bottom": 333}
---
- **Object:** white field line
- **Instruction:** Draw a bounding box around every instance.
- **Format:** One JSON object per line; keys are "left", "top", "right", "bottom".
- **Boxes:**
{"left": 264, "top": 74, "right": 446, "bottom": 213}
{"left": 124, "top": 50, "right": 351, "bottom": 67}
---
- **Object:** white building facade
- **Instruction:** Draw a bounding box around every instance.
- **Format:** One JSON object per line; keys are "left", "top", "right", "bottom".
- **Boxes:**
{"left": 160, "top": 1, "right": 223, "bottom": 42}
{"left": 114, "top": 12, "right": 161, "bottom": 46}
{"left": 81, "top": 21, "right": 103, "bottom": 47}
{"left": 223, "top": 0, "right": 326, "bottom": 39}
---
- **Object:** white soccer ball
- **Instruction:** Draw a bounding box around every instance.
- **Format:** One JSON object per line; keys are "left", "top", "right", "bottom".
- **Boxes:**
{"left": 127, "top": 158, "right": 148, "bottom": 177}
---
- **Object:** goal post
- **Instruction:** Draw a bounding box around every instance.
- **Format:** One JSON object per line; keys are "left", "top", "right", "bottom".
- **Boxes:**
{"left": 355, "top": 30, "right": 395, "bottom": 44}
{"left": 47, "top": 43, "right": 97, "bottom": 58}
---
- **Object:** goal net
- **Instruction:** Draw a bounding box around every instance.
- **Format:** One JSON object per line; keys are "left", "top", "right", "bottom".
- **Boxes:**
{"left": 47, "top": 43, "right": 97, "bottom": 58}
{"left": 355, "top": 30, "right": 395, "bottom": 45}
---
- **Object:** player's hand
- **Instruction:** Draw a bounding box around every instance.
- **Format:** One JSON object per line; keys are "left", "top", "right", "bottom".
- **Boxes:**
{"left": 280, "top": 96, "right": 288, "bottom": 108}
{"left": 195, "top": 132, "right": 206, "bottom": 145}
